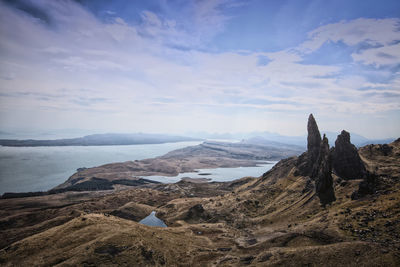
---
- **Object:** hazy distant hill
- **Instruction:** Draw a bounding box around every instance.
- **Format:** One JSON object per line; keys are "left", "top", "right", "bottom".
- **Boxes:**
{"left": 240, "top": 136, "right": 305, "bottom": 151}
{"left": 0, "top": 133, "right": 201, "bottom": 147}
{"left": 188, "top": 131, "right": 394, "bottom": 148}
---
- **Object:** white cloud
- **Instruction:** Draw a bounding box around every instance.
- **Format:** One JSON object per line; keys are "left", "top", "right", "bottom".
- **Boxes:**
{"left": 300, "top": 18, "right": 400, "bottom": 52}
{"left": 0, "top": 1, "right": 399, "bottom": 138}
{"left": 299, "top": 18, "right": 400, "bottom": 67}
{"left": 352, "top": 42, "right": 400, "bottom": 66}
{"left": 141, "top": 11, "right": 162, "bottom": 28}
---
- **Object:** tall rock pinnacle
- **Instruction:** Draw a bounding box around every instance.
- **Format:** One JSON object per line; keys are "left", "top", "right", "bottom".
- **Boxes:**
{"left": 307, "top": 114, "right": 322, "bottom": 156}
{"left": 307, "top": 114, "right": 322, "bottom": 177}
{"left": 295, "top": 114, "right": 336, "bottom": 205}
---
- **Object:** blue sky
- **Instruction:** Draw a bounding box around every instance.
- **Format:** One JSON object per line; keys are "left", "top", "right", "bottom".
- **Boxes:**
{"left": 0, "top": 0, "right": 400, "bottom": 138}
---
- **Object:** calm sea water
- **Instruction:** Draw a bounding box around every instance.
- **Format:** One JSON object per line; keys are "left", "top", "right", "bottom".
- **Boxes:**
{"left": 0, "top": 141, "right": 277, "bottom": 195}
{"left": 0, "top": 141, "right": 201, "bottom": 194}
{"left": 142, "top": 163, "right": 276, "bottom": 183}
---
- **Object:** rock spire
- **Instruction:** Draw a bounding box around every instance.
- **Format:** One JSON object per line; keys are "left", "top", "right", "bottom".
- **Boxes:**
{"left": 296, "top": 114, "right": 336, "bottom": 205}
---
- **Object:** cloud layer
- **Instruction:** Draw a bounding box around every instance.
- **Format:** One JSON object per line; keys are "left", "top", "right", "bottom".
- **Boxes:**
{"left": 0, "top": 0, "right": 399, "bottom": 138}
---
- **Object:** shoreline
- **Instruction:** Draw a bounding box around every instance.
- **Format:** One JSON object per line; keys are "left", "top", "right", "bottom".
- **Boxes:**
{"left": 1, "top": 141, "right": 302, "bottom": 197}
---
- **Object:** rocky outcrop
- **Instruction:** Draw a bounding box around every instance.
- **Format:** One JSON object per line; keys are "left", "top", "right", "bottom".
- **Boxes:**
{"left": 315, "top": 135, "right": 336, "bottom": 205}
{"left": 296, "top": 114, "right": 335, "bottom": 205}
{"left": 330, "top": 130, "right": 378, "bottom": 199}
{"left": 307, "top": 114, "right": 322, "bottom": 168}
{"left": 351, "top": 172, "right": 377, "bottom": 199}
{"left": 185, "top": 204, "right": 211, "bottom": 223}
{"left": 332, "top": 130, "right": 367, "bottom": 180}
{"left": 295, "top": 114, "right": 322, "bottom": 177}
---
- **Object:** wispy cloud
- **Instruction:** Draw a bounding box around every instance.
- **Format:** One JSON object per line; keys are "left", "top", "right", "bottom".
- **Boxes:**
{"left": 0, "top": 0, "right": 399, "bottom": 138}
{"left": 299, "top": 18, "right": 400, "bottom": 67}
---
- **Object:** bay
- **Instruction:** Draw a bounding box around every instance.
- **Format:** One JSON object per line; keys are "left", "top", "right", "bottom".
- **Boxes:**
{"left": 0, "top": 141, "right": 202, "bottom": 194}
{"left": 141, "top": 163, "right": 277, "bottom": 183}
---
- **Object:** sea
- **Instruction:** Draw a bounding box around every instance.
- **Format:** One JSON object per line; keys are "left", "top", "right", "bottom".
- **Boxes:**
{"left": 0, "top": 141, "right": 276, "bottom": 195}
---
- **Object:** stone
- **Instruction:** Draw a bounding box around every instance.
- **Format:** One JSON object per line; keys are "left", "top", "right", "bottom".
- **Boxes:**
{"left": 332, "top": 130, "right": 367, "bottom": 180}
{"left": 315, "top": 135, "right": 336, "bottom": 205}
{"left": 185, "top": 204, "right": 211, "bottom": 222}
{"left": 295, "top": 114, "right": 322, "bottom": 177}
{"left": 295, "top": 114, "right": 335, "bottom": 205}
{"left": 307, "top": 114, "right": 322, "bottom": 175}
{"left": 351, "top": 172, "right": 377, "bottom": 199}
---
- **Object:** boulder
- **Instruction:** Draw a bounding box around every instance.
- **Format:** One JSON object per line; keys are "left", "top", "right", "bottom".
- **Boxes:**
{"left": 351, "top": 172, "right": 377, "bottom": 199}
{"left": 185, "top": 204, "right": 211, "bottom": 222}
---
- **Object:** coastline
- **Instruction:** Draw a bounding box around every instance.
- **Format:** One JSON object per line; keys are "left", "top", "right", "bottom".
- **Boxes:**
{"left": 54, "top": 141, "right": 300, "bottom": 192}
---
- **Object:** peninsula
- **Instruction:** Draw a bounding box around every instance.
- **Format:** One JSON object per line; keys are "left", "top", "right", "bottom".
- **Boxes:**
{"left": 0, "top": 133, "right": 201, "bottom": 147}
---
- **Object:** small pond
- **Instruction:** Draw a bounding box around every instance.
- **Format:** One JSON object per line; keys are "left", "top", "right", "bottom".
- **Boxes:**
{"left": 139, "top": 211, "right": 167, "bottom": 227}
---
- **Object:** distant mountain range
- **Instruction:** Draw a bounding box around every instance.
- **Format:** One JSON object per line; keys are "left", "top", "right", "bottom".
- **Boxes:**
{"left": 0, "top": 133, "right": 201, "bottom": 147}
{"left": 187, "top": 131, "right": 395, "bottom": 148}
{"left": 0, "top": 131, "right": 394, "bottom": 148}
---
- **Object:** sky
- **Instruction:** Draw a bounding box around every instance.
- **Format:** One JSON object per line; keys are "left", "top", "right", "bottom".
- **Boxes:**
{"left": 0, "top": 0, "right": 400, "bottom": 139}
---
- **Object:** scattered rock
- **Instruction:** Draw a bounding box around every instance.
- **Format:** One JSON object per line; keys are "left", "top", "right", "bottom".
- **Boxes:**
{"left": 302, "top": 178, "right": 314, "bottom": 194}
{"left": 240, "top": 256, "right": 255, "bottom": 265}
{"left": 185, "top": 204, "right": 210, "bottom": 223}
{"left": 259, "top": 252, "right": 273, "bottom": 262}
{"left": 246, "top": 238, "right": 257, "bottom": 245}
{"left": 378, "top": 144, "right": 393, "bottom": 156}
{"left": 140, "top": 246, "right": 155, "bottom": 264}
{"left": 351, "top": 172, "right": 377, "bottom": 199}
{"left": 94, "top": 245, "right": 124, "bottom": 256}
{"left": 217, "top": 247, "right": 232, "bottom": 252}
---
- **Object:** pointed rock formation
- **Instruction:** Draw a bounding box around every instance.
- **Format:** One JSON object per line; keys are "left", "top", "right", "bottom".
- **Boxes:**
{"left": 307, "top": 114, "right": 322, "bottom": 178}
{"left": 331, "top": 130, "right": 367, "bottom": 180}
{"left": 307, "top": 114, "right": 322, "bottom": 166}
{"left": 315, "top": 135, "right": 336, "bottom": 205}
{"left": 295, "top": 114, "right": 322, "bottom": 176}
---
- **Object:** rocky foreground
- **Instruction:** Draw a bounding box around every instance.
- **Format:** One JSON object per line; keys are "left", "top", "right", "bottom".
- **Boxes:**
{"left": 0, "top": 115, "right": 399, "bottom": 266}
